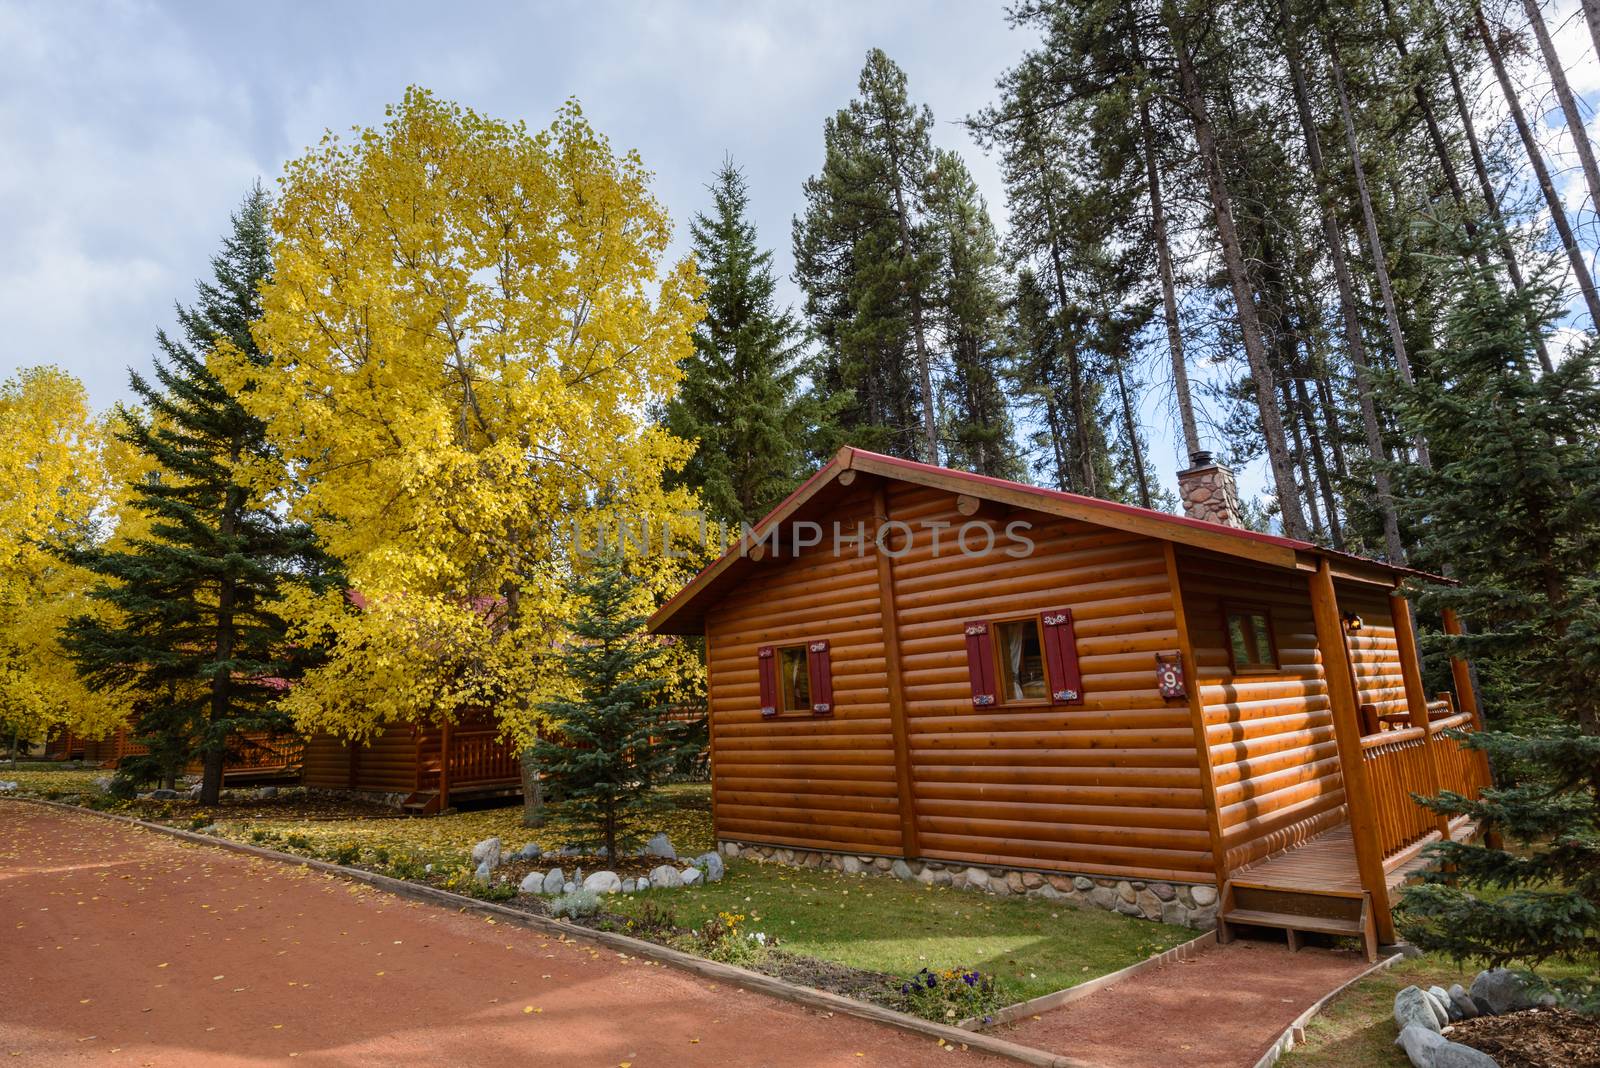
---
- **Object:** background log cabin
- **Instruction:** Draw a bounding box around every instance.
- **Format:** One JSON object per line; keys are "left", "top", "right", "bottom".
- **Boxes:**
{"left": 650, "top": 447, "right": 1491, "bottom": 959}
{"left": 301, "top": 712, "right": 522, "bottom": 815}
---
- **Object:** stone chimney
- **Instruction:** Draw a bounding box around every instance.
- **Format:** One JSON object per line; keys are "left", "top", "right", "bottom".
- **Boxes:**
{"left": 1177, "top": 451, "right": 1244, "bottom": 528}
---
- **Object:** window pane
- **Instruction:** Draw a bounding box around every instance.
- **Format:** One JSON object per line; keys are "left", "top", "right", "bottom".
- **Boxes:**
{"left": 996, "top": 620, "right": 1047, "bottom": 701}
{"left": 1227, "top": 613, "right": 1254, "bottom": 666}
{"left": 1251, "top": 614, "right": 1274, "bottom": 665}
{"left": 780, "top": 646, "right": 811, "bottom": 711}
{"left": 1227, "top": 610, "right": 1276, "bottom": 670}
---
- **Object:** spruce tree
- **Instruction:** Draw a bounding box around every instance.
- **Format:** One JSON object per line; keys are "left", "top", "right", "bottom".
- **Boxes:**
{"left": 663, "top": 160, "right": 817, "bottom": 527}
{"left": 927, "top": 150, "right": 1021, "bottom": 480}
{"left": 63, "top": 185, "right": 331, "bottom": 804}
{"left": 532, "top": 555, "right": 683, "bottom": 861}
{"left": 794, "top": 49, "right": 944, "bottom": 463}
{"left": 1392, "top": 251, "right": 1600, "bottom": 1010}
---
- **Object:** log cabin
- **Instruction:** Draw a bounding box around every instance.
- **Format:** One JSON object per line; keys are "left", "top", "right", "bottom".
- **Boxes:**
{"left": 47, "top": 723, "right": 306, "bottom": 784}
{"left": 648, "top": 446, "right": 1491, "bottom": 960}
{"left": 300, "top": 713, "right": 522, "bottom": 815}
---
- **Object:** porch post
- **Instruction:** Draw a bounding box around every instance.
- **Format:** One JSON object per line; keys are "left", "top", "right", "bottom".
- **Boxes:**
{"left": 1440, "top": 609, "right": 1482, "bottom": 729}
{"left": 439, "top": 718, "right": 452, "bottom": 812}
{"left": 1310, "top": 561, "right": 1396, "bottom": 942}
{"left": 1392, "top": 590, "right": 1451, "bottom": 838}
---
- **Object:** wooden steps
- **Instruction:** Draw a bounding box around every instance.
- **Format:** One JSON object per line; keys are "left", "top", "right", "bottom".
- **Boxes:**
{"left": 400, "top": 791, "right": 442, "bottom": 816}
{"left": 1218, "top": 880, "right": 1378, "bottom": 962}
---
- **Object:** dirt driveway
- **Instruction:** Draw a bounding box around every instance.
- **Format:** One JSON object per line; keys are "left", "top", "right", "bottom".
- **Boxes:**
{"left": 0, "top": 801, "right": 1000, "bottom": 1067}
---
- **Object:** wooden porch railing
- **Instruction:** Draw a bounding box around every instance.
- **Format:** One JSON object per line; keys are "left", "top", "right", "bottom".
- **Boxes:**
{"left": 1361, "top": 710, "right": 1490, "bottom": 860}
{"left": 415, "top": 728, "right": 520, "bottom": 796}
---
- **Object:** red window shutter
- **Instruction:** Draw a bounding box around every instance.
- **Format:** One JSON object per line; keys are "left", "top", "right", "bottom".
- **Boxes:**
{"left": 757, "top": 646, "right": 778, "bottom": 717}
{"left": 1041, "top": 609, "right": 1084, "bottom": 704}
{"left": 963, "top": 621, "right": 997, "bottom": 707}
{"left": 807, "top": 639, "right": 833, "bottom": 715}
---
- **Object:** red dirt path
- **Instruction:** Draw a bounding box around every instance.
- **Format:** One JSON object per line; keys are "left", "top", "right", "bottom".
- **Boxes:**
{"left": 999, "top": 937, "right": 1372, "bottom": 1068}
{"left": 0, "top": 802, "right": 1001, "bottom": 1067}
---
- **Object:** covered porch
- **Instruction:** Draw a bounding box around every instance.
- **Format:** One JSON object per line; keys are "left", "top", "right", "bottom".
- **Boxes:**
{"left": 1216, "top": 561, "right": 1493, "bottom": 960}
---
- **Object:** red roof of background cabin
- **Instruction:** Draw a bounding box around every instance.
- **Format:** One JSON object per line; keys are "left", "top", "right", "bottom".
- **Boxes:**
{"left": 647, "top": 445, "right": 1434, "bottom": 635}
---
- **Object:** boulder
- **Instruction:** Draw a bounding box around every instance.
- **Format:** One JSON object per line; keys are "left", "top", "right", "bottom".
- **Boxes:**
{"left": 471, "top": 837, "right": 502, "bottom": 870}
{"left": 841, "top": 856, "right": 863, "bottom": 874}
{"left": 1430, "top": 986, "right": 1460, "bottom": 1022}
{"left": 621, "top": 879, "right": 636, "bottom": 894}
{"left": 1447, "top": 985, "right": 1478, "bottom": 1021}
{"left": 1423, "top": 988, "right": 1452, "bottom": 1027}
{"left": 680, "top": 867, "right": 703, "bottom": 887}
{"left": 562, "top": 882, "right": 576, "bottom": 895}
{"left": 474, "top": 860, "right": 492, "bottom": 885}
{"left": 891, "top": 859, "right": 914, "bottom": 881}
{"left": 1396, "top": 1024, "right": 1501, "bottom": 1068}
{"left": 635, "top": 877, "right": 650, "bottom": 891}
{"left": 519, "top": 871, "right": 545, "bottom": 893}
{"left": 1394, "top": 986, "right": 1443, "bottom": 1034}
{"left": 583, "top": 871, "right": 622, "bottom": 894}
{"left": 644, "top": 833, "right": 676, "bottom": 860}
{"left": 649, "top": 864, "right": 682, "bottom": 889}
{"left": 694, "top": 852, "right": 725, "bottom": 882}
{"left": 542, "top": 867, "right": 565, "bottom": 895}
{"left": 963, "top": 867, "right": 990, "bottom": 889}
{"left": 148, "top": 788, "right": 180, "bottom": 800}
{"left": 1396, "top": 1024, "right": 1446, "bottom": 1067}
{"left": 0, "top": 781, "right": 16, "bottom": 792}
{"left": 1471, "top": 969, "right": 1536, "bottom": 1016}
{"left": 516, "top": 843, "right": 542, "bottom": 861}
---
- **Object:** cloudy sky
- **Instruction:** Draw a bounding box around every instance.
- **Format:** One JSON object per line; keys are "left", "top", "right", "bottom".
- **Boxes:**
{"left": 2, "top": 0, "right": 1597, "bottom": 505}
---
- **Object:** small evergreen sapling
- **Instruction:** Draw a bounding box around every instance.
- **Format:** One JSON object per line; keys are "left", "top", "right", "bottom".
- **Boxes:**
{"left": 532, "top": 555, "right": 686, "bottom": 862}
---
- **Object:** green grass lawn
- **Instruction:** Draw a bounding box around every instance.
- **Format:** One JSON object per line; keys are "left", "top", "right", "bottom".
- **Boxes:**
{"left": 1280, "top": 954, "right": 1598, "bottom": 1066}
{"left": 610, "top": 856, "right": 1193, "bottom": 1003}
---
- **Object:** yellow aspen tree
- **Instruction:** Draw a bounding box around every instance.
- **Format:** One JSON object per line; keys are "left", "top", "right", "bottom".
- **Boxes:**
{"left": 219, "top": 88, "right": 706, "bottom": 748}
{"left": 0, "top": 366, "right": 137, "bottom": 747}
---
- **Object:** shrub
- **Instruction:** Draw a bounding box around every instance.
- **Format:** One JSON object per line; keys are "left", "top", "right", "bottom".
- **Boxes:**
{"left": 328, "top": 842, "right": 361, "bottom": 866}
{"left": 895, "top": 967, "right": 1004, "bottom": 1025}
{"left": 625, "top": 900, "right": 679, "bottom": 941}
{"left": 283, "top": 832, "right": 311, "bottom": 852}
{"left": 548, "top": 890, "right": 601, "bottom": 919}
{"left": 692, "top": 910, "right": 767, "bottom": 965}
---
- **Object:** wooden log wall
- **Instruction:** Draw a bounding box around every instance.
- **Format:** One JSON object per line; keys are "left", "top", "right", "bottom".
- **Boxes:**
{"left": 302, "top": 726, "right": 417, "bottom": 793}
{"left": 705, "top": 484, "right": 904, "bottom": 855}
{"left": 1174, "top": 550, "right": 1348, "bottom": 871}
{"left": 1336, "top": 584, "right": 1408, "bottom": 730}
{"left": 706, "top": 480, "right": 1216, "bottom": 883}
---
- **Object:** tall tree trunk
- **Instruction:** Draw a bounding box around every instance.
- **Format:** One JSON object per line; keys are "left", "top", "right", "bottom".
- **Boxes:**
{"left": 1112, "top": 352, "right": 1152, "bottom": 508}
{"left": 1278, "top": 0, "right": 1405, "bottom": 559}
{"left": 519, "top": 746, "right": 544, "bottom": 826}
{"left": 1040, "top": 186, "right": 1096, "bottom": 497}
{"left": 202, "top": 479, "right": 242, "bottom": 807}
{"left": 1438, "top": 24, "right": 1556, "bottom": 370}
{"left": 1583, "top": 0, "right": 1600, "bottom": 65}
{"left": 1140, "top": 91, "right": 1201, "bottom": 462}
{"left": 1295, "top": 373, "right": 1344, "bottom": 548}
{"left": 1327, "top": 34, "right": 1433, "bottom": 472}
{"left": 884, "top": 145, "right": 940, "bottom": 465}
{"left": 1522, "top": 0, "right": 1600, "bottom": 222}
{"left": 1316, "top": 374, "right": 1351, "bottom": 482}
{"left": 1476, "top": 4, "right": 1600, "bottom": 327}
{"left": 1282, "top": 378, "right": 1325, "bottom": 539}
{"left": 1166, "top": 9, "right": 1309, "bottom": 538}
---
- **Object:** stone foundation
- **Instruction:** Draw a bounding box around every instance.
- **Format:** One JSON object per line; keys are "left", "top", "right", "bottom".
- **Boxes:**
{"left": 718, "top": 840, "right": 1219, "bottom": 930}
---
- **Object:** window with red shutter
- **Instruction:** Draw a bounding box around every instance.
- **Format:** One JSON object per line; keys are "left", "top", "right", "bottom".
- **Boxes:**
{"left": 964, "top": 620, "right": 997, "bottom": 707}
{"left": 806, "top": 639, "right": 833, "bottom": 715}
{"left": 757, "top": 645, "right": 778, "bottom": 717}
{"left": 1040, "top": 609, "right": 1084, "bottom": 704}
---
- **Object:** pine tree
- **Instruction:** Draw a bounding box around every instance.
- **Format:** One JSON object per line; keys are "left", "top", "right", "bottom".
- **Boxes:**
{"left": 927, "top": 151, "right": 1021, "bottom": 479}
{"left": 663, "top": 159, "right": 816, "bottom": 527}
{"left": 532, "top": 555, "right": 683, "bottom": 861}
{"left": 1392, "top": 250, "right": 1600, "bottom": 1010}
{"left": 794, "top": 49, "right": 944, "bottom": 463}
{"left": 63, "top": 185, "right": 331, "bottom": 803}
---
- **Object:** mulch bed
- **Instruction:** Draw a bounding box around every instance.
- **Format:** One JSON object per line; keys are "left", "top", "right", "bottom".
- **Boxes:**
{"left": 1452, "top": 1007, "right": 1600, "bottom": 1068}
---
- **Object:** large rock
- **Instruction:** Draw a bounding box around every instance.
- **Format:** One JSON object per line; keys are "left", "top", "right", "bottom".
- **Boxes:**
{"left": 1423, "top": 988, "right": 1452, "bottom": 1027}
{"left": 147, "top": 788, "right": 180, "bottom": 800}
{"left": 1395, "top": 986, "right": 1443, "bottom": 1034}
{"left": 474, "top": 860, "right": 492, "bottom": 885}
{"left": 1191, "top": 884, "right": 1218, "bottom": 907}
{"left": 964, "top": 867, "right": 990, "bottom": 890}
{"left": 583, "top": 870, "right": 622, "bottom": 894}
{"left": 620, "top": 879, "right": 636, "bottom": 894}
{"left": 694, "top": 852, "right": 725, "bottom": 882}
{"left": 1397, "top": 1022, "right": 1447, "bottom": 1066}
{"left": 1430, "top": 986, "right": 1460, "bottom": 1022}
{"left": 0, "top": 781, "right": 17, "bottom": 791}
{"left": 519, "top": 871, "right": 545, "bottom": 893}
{"left": 1447, "top": 985, "right": 1479, "bottom": 1021}
{"left": 635, "top": 877, "right": 650, "bottom": 891}
{"left": 542, "top": 867, "right": 565, "bottom": 895}
{"left": 644, "top": 833, "right": 676, "bottom": 860}
{"left": 516, "top": 842, "right": 542, "bottom": 861}
{"left": 649, "top": 864, "right": 682, "bottom": 889}
{"left": 1395, "top": 1025, "right": 1500, "bottom": 1068}
{"left": 680, "top": 867, "right": 703, "bottom": 887}
{"left": 1471, "top": 969, "right": 1535, "bottom": 1016}
{"left": 891, "top": 859, "right": 914, "bottom": 881}
{"left": 471, "top": 837, "right": 502, "bottom": 870}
